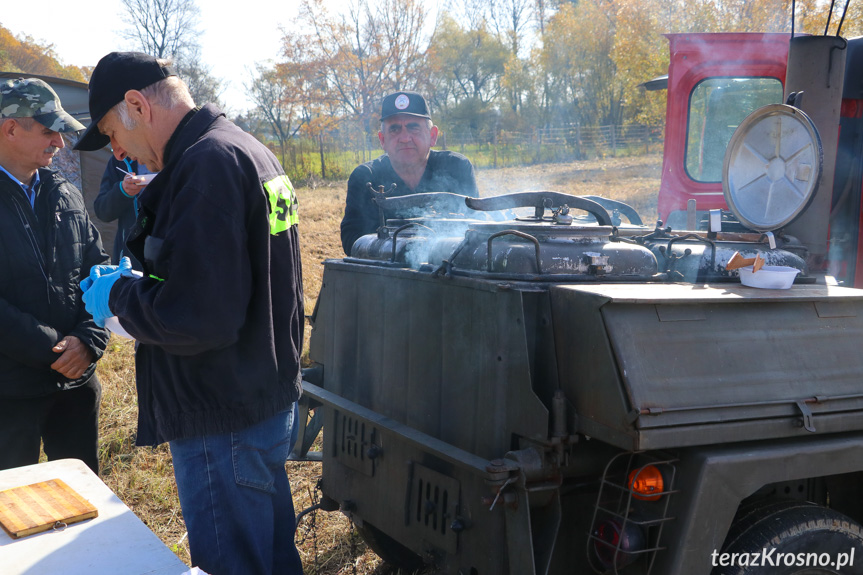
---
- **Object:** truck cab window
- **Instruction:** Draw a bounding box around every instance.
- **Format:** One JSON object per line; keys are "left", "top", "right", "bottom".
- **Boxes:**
{"left": 685, "top": 77, "right": 783, "bottom": 183}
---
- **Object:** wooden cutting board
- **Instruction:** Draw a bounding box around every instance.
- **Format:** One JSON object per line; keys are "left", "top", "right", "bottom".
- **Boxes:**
{"left": 0, "top": 478, "right": 98, "bottom": 539}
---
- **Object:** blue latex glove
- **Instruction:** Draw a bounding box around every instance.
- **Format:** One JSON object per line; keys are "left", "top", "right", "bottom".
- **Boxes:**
{"left": 82, "top": 257, "right": 134, "bottom": 327}
{"left": 81, "top": 257, "right": 133, "bottom": 293}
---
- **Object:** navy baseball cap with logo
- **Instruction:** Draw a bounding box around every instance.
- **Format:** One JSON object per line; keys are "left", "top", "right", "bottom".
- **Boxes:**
{"left": 380, "top": 91, "right": 431, "bottom": 121}
{"left": 74, "top": 52, "right": 177, "bottom": 151}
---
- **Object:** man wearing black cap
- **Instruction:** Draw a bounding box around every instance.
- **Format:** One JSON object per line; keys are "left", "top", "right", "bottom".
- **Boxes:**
{"left": 0, "top": 78, "right": 110, "bottom": 475}
{"left": 74, "top": 52, "right": 304, "bottom": 575}
{"left": 340, "top": 90, "right": 479, "bottom": 254}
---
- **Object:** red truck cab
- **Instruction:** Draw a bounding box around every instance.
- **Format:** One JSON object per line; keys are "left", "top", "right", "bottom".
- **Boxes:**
{"left": 657, "top": 32, "right": 863, "bottom": 287}
{"left": 657, "top": 33, "right": 790, "bottom": 231}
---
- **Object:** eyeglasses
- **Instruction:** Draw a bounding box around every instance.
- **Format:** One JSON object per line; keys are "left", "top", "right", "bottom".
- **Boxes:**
{"left": 386, "top": 122, "right": 426, "bottom": 136}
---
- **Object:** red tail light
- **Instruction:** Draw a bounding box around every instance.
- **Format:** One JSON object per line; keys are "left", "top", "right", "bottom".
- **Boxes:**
{"left": 592, "top": 518, "right": 646, "bottom": 569}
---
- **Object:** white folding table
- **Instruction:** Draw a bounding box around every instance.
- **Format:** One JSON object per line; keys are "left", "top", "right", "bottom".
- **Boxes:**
{"left": 0, "top": 458, "right": 190, "bottom": 575}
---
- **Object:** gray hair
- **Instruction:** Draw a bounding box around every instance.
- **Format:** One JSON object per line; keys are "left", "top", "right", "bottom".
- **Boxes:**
{"left": 112, "top": 72, "right": 195, "bottom": 130}
{"left": 1, "top": 116, "right": 36, "bottom": 130}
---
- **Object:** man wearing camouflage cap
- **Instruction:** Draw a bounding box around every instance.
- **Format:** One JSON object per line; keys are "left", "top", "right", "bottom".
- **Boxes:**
{"left": 0, "top": 78, "right": 111, "bottom": 475}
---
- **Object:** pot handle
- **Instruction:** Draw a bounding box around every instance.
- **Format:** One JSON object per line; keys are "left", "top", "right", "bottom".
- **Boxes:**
{"left": 487, "top": 230, "right": 542, "bottom": 273}
{"left": 466, "top": 191, "right": 614, "bottom": 226}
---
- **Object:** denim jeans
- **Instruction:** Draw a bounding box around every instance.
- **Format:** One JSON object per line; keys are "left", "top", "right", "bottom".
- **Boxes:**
{"left": 170, "top": 406, "right": 303, "bottom": 575}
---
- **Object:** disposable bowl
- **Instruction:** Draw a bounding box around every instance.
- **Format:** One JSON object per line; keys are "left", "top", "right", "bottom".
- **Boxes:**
{"left": 738, "top": 265, "right": 800, "bottom": 289}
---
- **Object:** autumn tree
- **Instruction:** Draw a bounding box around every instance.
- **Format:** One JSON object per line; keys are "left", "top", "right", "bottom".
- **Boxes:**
{"left": 260, "top": 0, "right": 863, "bottom": 164}
{"left": 281, "top": 33, "right": 341, "bottom": 179}
{"left": 0, "top": 26, "right": 86, "bottom": 82}
{"left": 487, "top": 0, "right": 540, "bottom": 125}
{"left": 379, "top": 0, "right": 433, "bottom": 92}
{"left": 294, "top": 0, "right": 431, "bottom": 138}
{"left": 541, "top": 0, "right": 623, "bottom": 127}
{"left": 249, "top": 23, "right": 346, "bottom": 177}
{"left": 247, "top": 62, "right": 304, "bottom": 162}
{"left": 612, "top": 0, "right": 670, "bottom": 126}
{"left": 489, "top": 0, "right": 534, "bottom": 57}
{"left": 428, "top": 14, "right": 509, "bottom": 136}
{"left": 834, "top": 0, "right": 863, "bottom": 37}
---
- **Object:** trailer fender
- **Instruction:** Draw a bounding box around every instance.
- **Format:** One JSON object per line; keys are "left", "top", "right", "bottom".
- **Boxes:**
{"left": 654, "top": 432, "right": 863, "bottom": 575}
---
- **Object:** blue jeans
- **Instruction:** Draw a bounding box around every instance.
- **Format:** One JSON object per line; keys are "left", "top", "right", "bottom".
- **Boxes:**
{"left": 170, "top": 406, "right": 303, "bottom": 575}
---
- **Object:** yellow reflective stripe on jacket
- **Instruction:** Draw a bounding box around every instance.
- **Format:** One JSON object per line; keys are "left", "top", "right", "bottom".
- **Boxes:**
{"left": 263, "top": 175, "right": 298, "bottom": 235}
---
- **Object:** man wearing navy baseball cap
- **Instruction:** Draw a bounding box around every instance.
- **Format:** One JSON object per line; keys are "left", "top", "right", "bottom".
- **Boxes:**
{"left": 76, "top": 52, "right": 304, "bottom": 575}
{"left": 340, "top": 90, "right": 479, "bottom": 254}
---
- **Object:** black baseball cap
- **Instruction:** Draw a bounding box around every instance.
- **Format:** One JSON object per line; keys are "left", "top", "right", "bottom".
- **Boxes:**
{"left": 380, "top": 91, "right": 431, "bottom": 121}
{"left": 74, "top": 52, "right": 177, "bottom": 151}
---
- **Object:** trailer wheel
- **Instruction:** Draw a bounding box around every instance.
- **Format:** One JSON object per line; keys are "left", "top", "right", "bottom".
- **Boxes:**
{"left": 712, "top": 505, "right": 863, "bottom": 574}
{"left": 720, "top": 499, "right": 821, "bottom": 552}
{"left": 356, "top": 521, "right": 425, "bottom": 572}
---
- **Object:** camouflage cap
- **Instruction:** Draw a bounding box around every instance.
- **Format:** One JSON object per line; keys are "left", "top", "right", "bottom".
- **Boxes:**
{"left": 0, "top": 78, "right": 85, "bottom": 133}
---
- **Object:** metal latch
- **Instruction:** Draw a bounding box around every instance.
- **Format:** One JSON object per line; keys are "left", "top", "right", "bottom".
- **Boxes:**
{"left": 795, "top": 400, "right": 816, "bottom": 433}
{"left": 584, "top": 252, "right": 609, "bottom": 275}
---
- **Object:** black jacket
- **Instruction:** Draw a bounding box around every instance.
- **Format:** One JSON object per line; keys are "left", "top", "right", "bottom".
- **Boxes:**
{"left": 340, "top": 150, "right": 479, "bottom": 254}
{"left": 109, "top": 105, "right": 304, "bottom": 446}
{"left": 0, "top": 169, "right": 110, "bottom": 398}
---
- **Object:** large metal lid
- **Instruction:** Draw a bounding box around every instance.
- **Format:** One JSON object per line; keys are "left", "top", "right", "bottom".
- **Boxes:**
{"left": 723, "top": 103, "right": 822, "bottom": 231}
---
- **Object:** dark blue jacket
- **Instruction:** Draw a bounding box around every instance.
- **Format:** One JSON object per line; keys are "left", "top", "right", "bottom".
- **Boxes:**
{"left": 93, "top": 157, "right": 146, "bottom": 269}
{"left": 109, "top": 105, "right": 304, "bottom": 446}
{"left": 340, "top": 150, "right": 479, "bottom": 254}
{"left": 0, "top": 170, "right": 110, "bottom": 398}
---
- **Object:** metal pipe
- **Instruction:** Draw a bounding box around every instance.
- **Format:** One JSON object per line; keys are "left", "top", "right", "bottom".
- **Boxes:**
{"left": 792, "top": 0, "right": 796, "bottom": 37}
{"left": 836, "top": 0, "right": 851, "bottom": 37}
{"left": 825, "top": 0, "right": 836, "bottom": 35}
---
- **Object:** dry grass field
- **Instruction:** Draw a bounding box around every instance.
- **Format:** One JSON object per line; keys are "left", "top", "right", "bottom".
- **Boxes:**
{"left": 92, "top": 153, "right": 662, "bottom": 574}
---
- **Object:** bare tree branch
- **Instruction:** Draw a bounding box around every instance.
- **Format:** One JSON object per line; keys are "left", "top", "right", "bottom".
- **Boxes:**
{"left": 120, "top": 0, "right": 201, "bottom": 60}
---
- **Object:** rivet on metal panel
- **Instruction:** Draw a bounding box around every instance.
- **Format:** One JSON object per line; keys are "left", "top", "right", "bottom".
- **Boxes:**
{"left": 366, "top": 445, "right": 382, "bottom": 459}
{"left": 450, "top": 518, "right": 471, "bottom": 533}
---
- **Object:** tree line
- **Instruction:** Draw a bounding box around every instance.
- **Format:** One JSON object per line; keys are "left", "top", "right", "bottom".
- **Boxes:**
{"left": 242, "top": 0, "right": 863, "bottom": 178}
{"left": 3, "top": 0, "right": 862, "bottom": 183}
{"left": 0, "top": 26, "right": 89, "bottom": 82}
